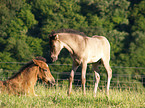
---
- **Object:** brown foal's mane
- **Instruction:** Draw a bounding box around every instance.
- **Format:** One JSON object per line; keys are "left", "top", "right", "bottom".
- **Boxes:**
{"left": 8, "top": 56, "right": 46, "bottom": 80}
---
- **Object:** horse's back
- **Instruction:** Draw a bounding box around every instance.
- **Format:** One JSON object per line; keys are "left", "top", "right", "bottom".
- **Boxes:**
{"left": 92, "top": 35, "right": 110, "bottom": 44}
{"left": 87, "top": 35, "right": 110, "bottom": 49}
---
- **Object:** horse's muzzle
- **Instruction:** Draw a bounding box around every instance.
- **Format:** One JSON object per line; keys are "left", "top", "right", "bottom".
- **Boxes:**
{"left": 49, "top": 79, "right": 55, "bottom": 85}
{"left": 51, "top": 56, "right": 58, "bottom": 62}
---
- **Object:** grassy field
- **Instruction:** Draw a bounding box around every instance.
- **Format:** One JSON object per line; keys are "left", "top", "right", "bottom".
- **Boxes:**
{"left": 0, "top": 84, "right": 145, "bottom": 108}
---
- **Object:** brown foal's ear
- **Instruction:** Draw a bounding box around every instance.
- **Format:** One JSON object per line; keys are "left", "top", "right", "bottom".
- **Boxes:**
{"left": 33, "top": 59, "right": 39, "bottom": 66}
{"left": 33, "top": 59, "right": 44, "bottom": 69}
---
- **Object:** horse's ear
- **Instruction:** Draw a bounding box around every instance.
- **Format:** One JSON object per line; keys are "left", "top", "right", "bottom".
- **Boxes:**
{"left": 49, "top": 34, "right": 58, "bottom": 40}
{"left": 33, "top": 59, "right": 39, "bottom": 65}
{"left": 55, "top": 34, "right": 59, "bottom": 40}
{"left": 33, "top": 59, "right": 43, "bottom": 68}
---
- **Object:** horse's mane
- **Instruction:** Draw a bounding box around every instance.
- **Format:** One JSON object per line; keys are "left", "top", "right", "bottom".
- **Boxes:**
{"left": 8, "top": 57, "right": 46, "bottom": 80}
{"left": 51, "top": 29, "right": 87, "bottom": 36}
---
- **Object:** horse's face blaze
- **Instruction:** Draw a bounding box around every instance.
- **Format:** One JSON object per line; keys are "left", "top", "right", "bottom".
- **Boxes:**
{"left": 50, "top": 37, "right": 63, "bottom": 62}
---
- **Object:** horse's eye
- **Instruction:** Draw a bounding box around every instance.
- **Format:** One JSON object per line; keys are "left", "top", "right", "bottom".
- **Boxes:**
{"left": 52, "top": 45, "right": 55, "bottom": 48}
{"left": 44, "top": 69, "right": 47, "bottom": 72}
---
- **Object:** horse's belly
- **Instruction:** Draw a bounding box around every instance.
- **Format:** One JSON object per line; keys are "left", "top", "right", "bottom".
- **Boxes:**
{"left": 86, "top": 46, "right": 103, "bottom": 63}
{"left": 87, "top": 55, "right": 101, "bottom": 63}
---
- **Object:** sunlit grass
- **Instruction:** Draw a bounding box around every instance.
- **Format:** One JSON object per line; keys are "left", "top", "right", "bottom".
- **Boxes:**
{"left": 0, "top": 84, "right": 145, "bottom": 108}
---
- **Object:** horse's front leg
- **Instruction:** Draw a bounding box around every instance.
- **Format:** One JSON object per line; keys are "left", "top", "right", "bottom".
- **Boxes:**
{"left": 68, "top": 70, "right": 74, "bottom": 96}
{"left": 31, "top": 88, "right": 38, "bottom": 96}
{"left": 81, "top": 62, "right": 87, "bottom": 96}
{"left": 26, "top": 85, "right": 37, "bottom": 96}
{"left": 68, "top": 62, "right": 79, "bottom": 96}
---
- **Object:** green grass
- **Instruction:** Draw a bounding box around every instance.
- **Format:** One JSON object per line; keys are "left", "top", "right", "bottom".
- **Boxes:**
{"left": 0, "top": 84, "right": 145, "bottom": 108}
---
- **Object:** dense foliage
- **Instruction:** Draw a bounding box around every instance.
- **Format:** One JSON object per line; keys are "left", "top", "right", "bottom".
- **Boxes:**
{"left": 0, "top": 0, "right": 145, "bottom": 86}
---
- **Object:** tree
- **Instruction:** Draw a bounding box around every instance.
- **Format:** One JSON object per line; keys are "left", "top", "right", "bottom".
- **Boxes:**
{"left": 30, "top": 0, "right": 88, "bottom": 39}
{"left": 0, "top": 0, "right": 24, "bottom": 37}
{"left": 1, "top": 1, "right": 42, "bottom": 62}
{"left": 80, "top": 0, "right": 130, "bottom": 31}
{"left": 129, "top": 31, "right": 145, "bottom": 67}
{"left": 17, "top": 3, "right": 38, "bottom": 29}
{"left": 0, "top": 52, "right": 17, "bottom": 69}
{"left": 130, "top": 0, "right": 145, "bottom": 32}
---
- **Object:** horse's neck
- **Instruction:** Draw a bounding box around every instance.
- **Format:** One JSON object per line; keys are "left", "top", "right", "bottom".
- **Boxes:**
{"left": 20, "top": 66, "right": 39, "bottom": 83}
{"left": 8, "top": 66, "right": 38, "bottom": 84}
{"left": 59, "top": 34, "right": 86, "bottom": 54}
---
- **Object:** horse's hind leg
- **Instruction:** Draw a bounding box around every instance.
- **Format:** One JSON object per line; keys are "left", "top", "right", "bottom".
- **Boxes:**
{"left": 92, "top": 62, "right": 100, "bottom": 97}
{"left": 102, "top": 58, "right": 112, "bottom": 95}
{"left": 31, "top": 87, "right": 38, "bottom": 96}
